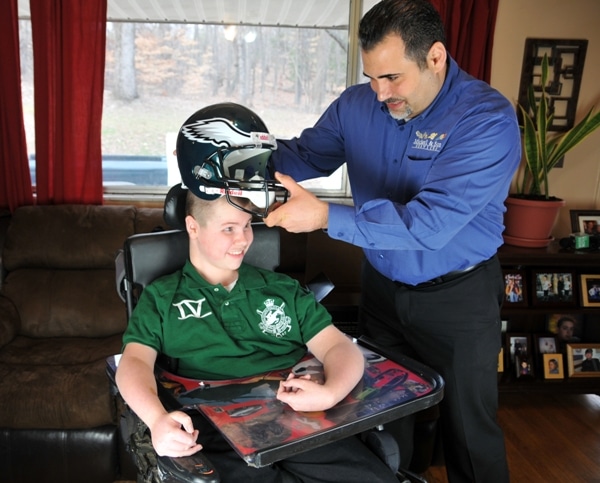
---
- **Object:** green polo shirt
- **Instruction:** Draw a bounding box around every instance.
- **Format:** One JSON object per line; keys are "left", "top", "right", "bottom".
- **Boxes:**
{"left": 123, "top": 260, "right": 332, "bottom": 379}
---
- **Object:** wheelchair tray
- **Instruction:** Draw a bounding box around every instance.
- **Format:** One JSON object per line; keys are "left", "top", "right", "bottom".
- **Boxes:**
{"left": 107, "top": 336, "right": 443, "bottom": 468}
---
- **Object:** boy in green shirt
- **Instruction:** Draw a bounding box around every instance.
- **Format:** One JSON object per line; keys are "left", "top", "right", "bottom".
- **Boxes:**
{"left": 116, "top": 192, "right": 398, "bottom": 482}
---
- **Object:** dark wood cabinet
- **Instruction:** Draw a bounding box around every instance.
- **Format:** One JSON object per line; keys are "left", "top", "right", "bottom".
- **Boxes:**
{"left": 497, "top": 242, "right": 600, "bottom": 394}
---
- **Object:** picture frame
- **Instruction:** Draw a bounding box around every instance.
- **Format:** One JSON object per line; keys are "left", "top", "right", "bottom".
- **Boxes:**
{"left": 515, "top": 353, "right": 534, "bottom": 379}
{"left": 497, "top": 347, "right": 504, "bottom": 373}
{"left": 506, "top": 332, "right": 533, "bottom": 377}
{"left": 545, "top": 313, "right": 584, "bottom": 344}
{"left": 569, "top": 210, "right": 600, "bottom": 234}
{"left": 535, "top": 335, "right": 558, "bottom": 355}
{"left": 566, "top": 343, "right": 600, "bottom": 377}
{"left": 542, "top": 353, "right": 564, "bottom": 379}
{"left": 579, "top": 274, "right": 600, "bottom": 307}
{"left": 502, "top": 269, "right": 527, "bottom": 307}
{"left": 531, "top": 270, "right": 577, "bottom": 306}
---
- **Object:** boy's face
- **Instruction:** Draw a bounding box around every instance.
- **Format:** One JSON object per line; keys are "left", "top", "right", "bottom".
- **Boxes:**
{"left": 187, "top": 200, "right": 254, "bottom": 279}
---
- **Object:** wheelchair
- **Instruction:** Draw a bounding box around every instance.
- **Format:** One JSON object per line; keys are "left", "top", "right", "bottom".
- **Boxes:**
{"left": 109, "top": 185, "right": 442, "bottom": 483}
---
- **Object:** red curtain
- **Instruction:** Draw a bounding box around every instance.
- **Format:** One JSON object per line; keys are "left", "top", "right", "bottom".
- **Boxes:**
{"left": 0, "top": 0, "right": 34, "bottom": 211}
{"left": 432, "top": 0, "right": 499, "bottom": 83}
{"left": 30, "top": 0, "right": 107, "bottom": 204}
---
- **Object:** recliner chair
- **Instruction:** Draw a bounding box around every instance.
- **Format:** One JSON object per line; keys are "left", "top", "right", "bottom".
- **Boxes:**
{"left": 110, "top": 185, "right": 443, "bottom": 483}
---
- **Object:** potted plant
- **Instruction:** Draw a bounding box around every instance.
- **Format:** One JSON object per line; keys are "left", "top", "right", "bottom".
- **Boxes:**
{"left": 504, "top": 53, "right": 600, "bottom": 247}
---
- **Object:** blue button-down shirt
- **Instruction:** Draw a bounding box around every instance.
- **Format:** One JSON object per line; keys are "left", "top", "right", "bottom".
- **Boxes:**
{"left": 272, "top": 57, "right": 521, "bottom": 285}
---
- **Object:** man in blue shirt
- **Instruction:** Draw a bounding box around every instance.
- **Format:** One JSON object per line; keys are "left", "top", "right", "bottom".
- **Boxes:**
{"left": 265, "top": 1, "right": 520, "bottom": 481}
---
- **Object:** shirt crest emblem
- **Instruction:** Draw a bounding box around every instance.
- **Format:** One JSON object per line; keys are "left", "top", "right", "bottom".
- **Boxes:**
{"left": 412, "top": 130, "right": 447, "bottom": 152}
{"left": 257, "top": 299, "right": 292, "bottom": 338}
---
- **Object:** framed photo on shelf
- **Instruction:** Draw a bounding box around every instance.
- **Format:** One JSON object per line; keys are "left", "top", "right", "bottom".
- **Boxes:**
{"left": 579, "top": 274, "right": 600, "bottom": 307}
{"left": 535, "top": 334, "right": 558, "bottom": 355}
{"left": 515, "top": 353, "right": 534, "bottom": 378}
{"left": 502, "top": 269, "right": 527, "bottom": 306}
{"left": 506, "top": 333, "right": 531, "bottom": 365}
{"left": 566, "top": 343, "right": 600, "bottom": 377}
{"left": 542, "top": 353, "right": 564, "bottom": 380}
{"left": 569, "top": 210, "right": 600, "bottom": 234}
{"left": 497, "top": 347, "right": 504, "bottom": 373}
{"left": 531, "top": 270, "right": 576, "bottom": 306}
{"left": 545, "top": 313, "right": 584, "bottom": 344}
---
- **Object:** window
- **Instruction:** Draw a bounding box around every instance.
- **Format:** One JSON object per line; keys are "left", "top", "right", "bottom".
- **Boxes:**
{"left": 103, "top": 21, "right": 349, "bottom": 196}
{"left": 19, "top": 0, "right": 377, "bottom": 200}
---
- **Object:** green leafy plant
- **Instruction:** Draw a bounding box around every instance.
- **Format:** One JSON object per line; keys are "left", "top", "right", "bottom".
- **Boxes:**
{"left": 516, "top": 53, "right": 600, "bottom": 199}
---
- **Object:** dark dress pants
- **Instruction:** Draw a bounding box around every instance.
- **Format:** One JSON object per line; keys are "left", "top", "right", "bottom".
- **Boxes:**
{"left": 359, "top": 256, "right": 510, "bottom": 483}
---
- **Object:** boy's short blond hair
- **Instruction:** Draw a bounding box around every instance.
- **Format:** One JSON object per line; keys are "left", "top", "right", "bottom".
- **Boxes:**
{"left": 185, "top": 191, "right": 254, "bottom": 225}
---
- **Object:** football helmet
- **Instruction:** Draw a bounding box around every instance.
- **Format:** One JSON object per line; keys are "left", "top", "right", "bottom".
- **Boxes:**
{"left": 176, "top": 102, "right": 287, "bottom": 218}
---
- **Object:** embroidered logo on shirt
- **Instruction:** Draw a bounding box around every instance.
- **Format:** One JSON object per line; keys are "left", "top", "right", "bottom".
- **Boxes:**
{"left": 256, "top": 299, "right": 292, "bottom": 338}
{"left": 173, "top": 298, "right": 213, "bottom": 320}
{"left": 411, "top": 130, "right": 447, "bottom": 152}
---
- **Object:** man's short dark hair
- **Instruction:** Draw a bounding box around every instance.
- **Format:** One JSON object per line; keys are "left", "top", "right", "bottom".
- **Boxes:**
{"left": 358, "top": 0, "right": 446, "bottom": 69}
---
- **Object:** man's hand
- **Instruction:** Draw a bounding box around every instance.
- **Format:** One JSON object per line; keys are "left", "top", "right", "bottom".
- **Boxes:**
{"left": 265, "top": 172, "right": 328, "bottom": 233}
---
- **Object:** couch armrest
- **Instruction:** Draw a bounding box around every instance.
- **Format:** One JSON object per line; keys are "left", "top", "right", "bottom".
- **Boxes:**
{"left": 0, "top": 295, "right": 20, "bottom": 348}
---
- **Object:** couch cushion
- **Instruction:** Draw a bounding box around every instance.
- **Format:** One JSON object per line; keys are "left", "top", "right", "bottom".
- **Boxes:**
{"left": 134, "top": 207, "right": 169, "bottom": 233}
{"left": 0, "top": 335, "right": 123, "bottom": 428}
{"left": 3, "top": 205, "right": 136, "bottom": 272}
{"left": 2, "top": 268, "right": 125, "bottom": 338}
{"left": 0, "top": 334, "right": 123, "bottom": 366}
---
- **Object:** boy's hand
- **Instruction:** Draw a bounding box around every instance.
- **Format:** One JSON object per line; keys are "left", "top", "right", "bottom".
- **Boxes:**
{"left": 150, "top": 410, "right": 202, "bottom": 457}
{"left": 276, "top": 373, "right": 336, "bottom": 411}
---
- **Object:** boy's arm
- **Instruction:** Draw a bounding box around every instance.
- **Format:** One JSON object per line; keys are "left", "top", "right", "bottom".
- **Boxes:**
{"left": 116, "top": 342, "right": 202, "bottom": 457}
{"left": 277, "top": 325, "right": 364, "bottom": 411}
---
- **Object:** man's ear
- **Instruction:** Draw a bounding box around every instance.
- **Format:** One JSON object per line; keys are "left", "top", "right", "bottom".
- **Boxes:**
{"left": 428, "top": 41, "right": 447, "bottom": 73}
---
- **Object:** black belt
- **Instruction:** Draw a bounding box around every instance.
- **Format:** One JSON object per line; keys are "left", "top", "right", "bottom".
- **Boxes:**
{"left": 395, "top": 259, "right": 489, "bottom": 289}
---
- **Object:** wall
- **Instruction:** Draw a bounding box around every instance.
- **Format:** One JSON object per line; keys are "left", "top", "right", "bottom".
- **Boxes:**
{"left": 490, "top": 0, "right": 600, "bottom": 238}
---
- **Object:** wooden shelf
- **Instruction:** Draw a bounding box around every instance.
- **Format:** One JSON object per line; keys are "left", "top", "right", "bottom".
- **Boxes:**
{"left": 498, "top": 241, "right": 600, "bottom": 395}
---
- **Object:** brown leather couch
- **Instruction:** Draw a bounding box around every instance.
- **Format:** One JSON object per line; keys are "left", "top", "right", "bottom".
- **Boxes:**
{"left": 0, "top": 204, "right": 167, "bottom": 483}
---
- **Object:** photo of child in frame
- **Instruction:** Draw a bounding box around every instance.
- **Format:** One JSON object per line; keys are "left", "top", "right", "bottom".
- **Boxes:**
{"left": 503, "top": 271, "right": 525, "bottom": 305}
{"left": 543, "top": 353, "right": 564, "bottom": 380}
{"left": 534, "top": 272, "right": 574, "bottom": 303}
{"left": 546, "top": 313, "right": 583, "bottom": 345}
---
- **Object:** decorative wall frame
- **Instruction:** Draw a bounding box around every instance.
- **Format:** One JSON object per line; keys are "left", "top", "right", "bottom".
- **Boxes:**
{"left": 518, "top": 38, "right": 588, "bottom": 133}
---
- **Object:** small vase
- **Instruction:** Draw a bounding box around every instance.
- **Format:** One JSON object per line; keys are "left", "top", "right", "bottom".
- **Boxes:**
{"left": 503, "top": 196, "right": 565, "bottom": 248}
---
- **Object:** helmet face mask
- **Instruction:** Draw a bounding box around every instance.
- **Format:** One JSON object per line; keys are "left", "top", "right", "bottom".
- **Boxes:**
{"left": 176, "top": 103, "right": 288, "bottom": 218}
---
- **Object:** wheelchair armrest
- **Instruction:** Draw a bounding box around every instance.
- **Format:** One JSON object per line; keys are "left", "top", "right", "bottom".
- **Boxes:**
{"left": 115, "top": 249, "right": 127, "bottom": 303}
{"left": 157, "top": 454, "right": 219, "bottom": 483}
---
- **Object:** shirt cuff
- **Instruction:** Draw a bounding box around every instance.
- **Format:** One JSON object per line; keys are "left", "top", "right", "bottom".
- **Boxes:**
{"left": 326, "top": 203, "right": 357, "bottom": 243}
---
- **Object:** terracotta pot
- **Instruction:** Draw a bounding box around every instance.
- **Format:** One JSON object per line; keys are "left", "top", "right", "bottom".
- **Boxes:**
{"left": 503, "top": 196, "right": 566, "bottom": 248}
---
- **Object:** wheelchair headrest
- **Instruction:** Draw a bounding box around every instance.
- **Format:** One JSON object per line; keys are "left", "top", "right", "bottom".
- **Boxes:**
{"left": 163, "top": 184, "right": 188, "bottom": 230}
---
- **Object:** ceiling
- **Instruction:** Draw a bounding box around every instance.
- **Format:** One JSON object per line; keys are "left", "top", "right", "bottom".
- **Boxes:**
{"left": 18, "top": 0, "right": 379, "bottom": 29}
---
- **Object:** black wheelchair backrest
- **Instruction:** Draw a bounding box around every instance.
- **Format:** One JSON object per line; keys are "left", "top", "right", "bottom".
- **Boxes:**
{"left": 121, "top": 223, "right": 280, "bottom": 318}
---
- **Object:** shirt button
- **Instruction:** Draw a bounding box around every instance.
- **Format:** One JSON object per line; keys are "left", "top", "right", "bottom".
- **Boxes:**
{"left": 379, "top": 254, "right": 384, "bottom": 259}
{"left": 224, "top": 301, "right": 229, "bottom": 306}
{"left": 214, "top": 288, "right": 219, "bottom": 292}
